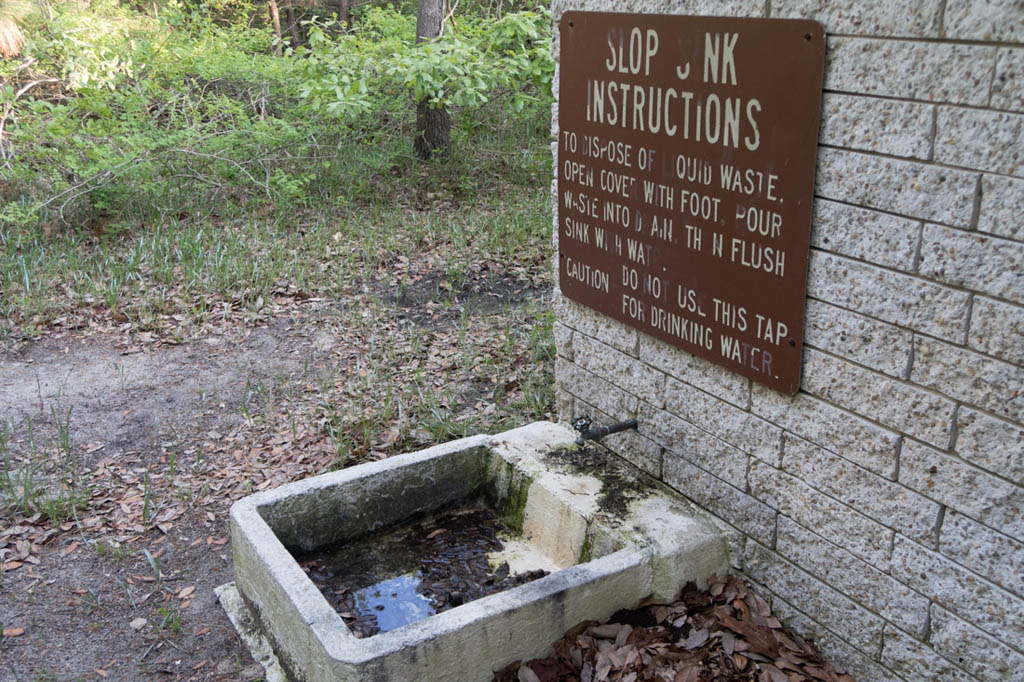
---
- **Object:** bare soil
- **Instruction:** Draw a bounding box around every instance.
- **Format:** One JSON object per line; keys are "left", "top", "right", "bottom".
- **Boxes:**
{"left": 1, "top": 264, "right": 554, "bottom": 682}
{"left": 1, "top": 321, "right": 325, "bottom": 682}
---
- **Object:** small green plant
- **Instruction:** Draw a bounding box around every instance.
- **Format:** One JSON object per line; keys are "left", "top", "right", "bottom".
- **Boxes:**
{"left": 157, "top": 605, "right": 182, "bottom": 634}
{"left": 141, "top": 463, "right": 154, "bottom": 525}
{"left": 112, "top": 362, "right": 127, "bottom": 392}
{"left": 143, "top": 548, "right": 162, "bottom": 581}
{"left": 94, "top": 539, "right": 133, "bottom": 561}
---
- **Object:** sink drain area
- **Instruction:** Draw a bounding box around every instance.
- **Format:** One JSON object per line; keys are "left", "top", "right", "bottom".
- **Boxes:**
{"left": 224, "top": 422, "right": 729, "bottom": 682}
{"left": 297, "top": 503, "right": 549, "bottom": 638}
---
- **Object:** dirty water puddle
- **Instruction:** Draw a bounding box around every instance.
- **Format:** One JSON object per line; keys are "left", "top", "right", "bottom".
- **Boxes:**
{"left": 296, "top": 504, "right": 550, "bottom": 638}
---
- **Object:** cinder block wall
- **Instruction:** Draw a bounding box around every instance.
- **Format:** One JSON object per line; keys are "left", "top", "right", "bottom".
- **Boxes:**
{"left": 550, "top": 2, "right": 1023, "bottom": 680}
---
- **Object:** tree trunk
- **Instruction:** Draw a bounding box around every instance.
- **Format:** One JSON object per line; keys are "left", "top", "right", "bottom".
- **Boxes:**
{"left": 268, "top": 0, "right": 283, "bottom": 55}
{"left": 335, "top": 0, "right": 351, "bottom": 28}
{"left": 285, "top": 4, "right": 300, "bottom": 45}
{"left": 414, "top": 0, "right": 451, "bottom": 160}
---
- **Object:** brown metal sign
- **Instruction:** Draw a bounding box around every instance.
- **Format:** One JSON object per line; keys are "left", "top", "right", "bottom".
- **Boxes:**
{"left": 557, "top": 12, "right": 825, "bottom": 394}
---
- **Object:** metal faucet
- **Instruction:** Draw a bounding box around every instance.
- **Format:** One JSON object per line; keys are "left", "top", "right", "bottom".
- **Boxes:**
{"left": 571, "top": 416, "right": 639, "bottom": 445}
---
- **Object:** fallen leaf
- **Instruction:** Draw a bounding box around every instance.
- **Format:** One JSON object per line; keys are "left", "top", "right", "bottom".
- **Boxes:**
{"left": 517, "top": 665, "right": 541, "bottom": 682}
{"left": 681, "top": 628, "right": 709, "bottom": 650}
{"left": 2, "top": 627, "right": 25, "bottom": 637}
{"left": 177, "top": 585, "right": 196, "bottom": 599}
{"left": 673, "top": 666, "right": 700, "bottom": 682}
{"left": 129, "top": 618, "right": 147, "bottom": 630}
{"left": 721, "top": 630, "right": 736, "bottom": 655}
{"left": 760, "top": 662, "right": 790, "bottom": 682}
{"left": 94, "top": 668, "right": 108, "bottom": 678}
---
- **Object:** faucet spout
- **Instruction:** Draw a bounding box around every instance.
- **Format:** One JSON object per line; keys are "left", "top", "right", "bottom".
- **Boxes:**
{"left": 571, "top": 416, "right": 639, "bottom": 445}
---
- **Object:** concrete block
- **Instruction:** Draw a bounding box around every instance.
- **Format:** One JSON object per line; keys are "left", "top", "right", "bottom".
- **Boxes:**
{"left": 943, "top": 0, "right": 1024, "bottom": 42}
{"left": 664, "top": 377, "right": 782, "bottom": 465}
{"left": 880, "top": 624, "right": 971, "bottom": 682}
{"left": 935, "top": 107, "right": 1024, "bottom": 176}
{"left": 819, "top": 94, "right": 934, "bottom": 159}
{"left": 920, "top": 224, "right": 1024, "bottom": 304}
{"left": 556, "top": 296, "right": 637, "bottom": 355}
{"left": 553, "top": 322, "right": 574, "bottom": 361}
{"left": 993, "top": 48, "right": 1024, "bottom": 113}
{"left": 803, "top": 299, "right": 913, "bottom": 378}
{"left": 911, "top": 336, "right": 1024, "bottom": 422}
{"left": 662, "top": 453, "right": 777, "bottom": 546}
{"left": 776, "top": 517, "right": 930, "bottom": 636}
{"left": 749, "top": 460, "right": 893, "bottom": 567}
{"left": 641, "top": 405, "right": 749, "bottom": 488}
{"left": 930, "top": 605, "right": 1024, "bottom": 682}
{"left": 637, "top": 334, "right": 749, "bottom": 409}
{"left": 816, "top": 148, "right": 979, "bottom": 227}
{"left": 782, "top": 434, "right": 942, "bottom": 545}
{"left": 555, "top": 385, "right": 575, "bottom": 424}
{"left": 772, "top": 0, "right": 942, "bottom": 36}
{"left": 939, "top": 510, "right": 1024, "bottom": 598}
{"left": 968, "top": 296, "right": 1024, "bottom": 365}
{"left": 556, "top": 357, "right": 639, "bottom": 418}
{"left": 900, "top": 439, "right": 1023, "bottom": 536}
{"left": 751, "top": 382, "right": 900, "bottom": 477}
{"left": 955, "top": 408, "right": 1024, "bottom": 485}
{"left": 571, "top": 333, "right": 665, "bottom": 407}
{"left": 891, "top": 535, "right": 1024, "bottom": 645}
{"left": 810, "top": 199, "right": 921, "bottom": 271}
{"left": 801, "top": 348, "right": 955, "bottom": 448}
{"left": 807, "top": 250, "right": 970, "bottom": 344}
{"left": 743, "top": 541, "right": 886, "bottom": 653}
{"left": 978, "top": 174, "right": 1024, "bottom": 241}
{"left": 769, "top": 596, "right": 907, "bottom": 682}
{"left": 825, "top": 37, "right": 994, "bottom": 106}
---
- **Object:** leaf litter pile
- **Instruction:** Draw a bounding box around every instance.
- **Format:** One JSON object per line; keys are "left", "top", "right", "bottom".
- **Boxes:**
{"left": 495, "top": 575, "right": 855, "bottom": 682}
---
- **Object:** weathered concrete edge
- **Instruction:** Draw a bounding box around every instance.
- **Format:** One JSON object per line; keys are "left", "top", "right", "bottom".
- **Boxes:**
{"left": 215, "top": 582, "right": 292, "bottom": 682}
{"left": 316, "top": 546, "right": 656, "bottom": 681}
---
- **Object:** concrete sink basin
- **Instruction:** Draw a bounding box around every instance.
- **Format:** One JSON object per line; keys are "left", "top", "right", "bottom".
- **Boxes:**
{"left": 223, "top": 422, "right": 727, "bottom": 682}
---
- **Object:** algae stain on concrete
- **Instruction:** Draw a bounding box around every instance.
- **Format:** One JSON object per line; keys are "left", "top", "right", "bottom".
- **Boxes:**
{"left": 544, "top": 443, "right": 656, "bottom": 518}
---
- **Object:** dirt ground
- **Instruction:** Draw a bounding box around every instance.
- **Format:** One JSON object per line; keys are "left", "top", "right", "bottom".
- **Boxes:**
{"left": 1, "top": 259, "right": 554, "bottom": 681}
{"left": 1, "top": 320, "right": 326, "bottom": 682}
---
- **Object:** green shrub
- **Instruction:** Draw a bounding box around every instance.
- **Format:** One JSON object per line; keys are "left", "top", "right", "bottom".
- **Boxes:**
{"left": 1, "top": 2, "right": 552, "bottom": 231}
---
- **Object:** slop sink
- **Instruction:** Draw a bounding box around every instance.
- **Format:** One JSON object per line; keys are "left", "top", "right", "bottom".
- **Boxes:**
{"left": 220, "top": 421, "right": 728, "bottom": 681}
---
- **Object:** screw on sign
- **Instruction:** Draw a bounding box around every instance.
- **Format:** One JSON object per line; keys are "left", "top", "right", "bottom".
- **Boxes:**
{"left": 557, "top": 13, "right": 825, "bottom": 394}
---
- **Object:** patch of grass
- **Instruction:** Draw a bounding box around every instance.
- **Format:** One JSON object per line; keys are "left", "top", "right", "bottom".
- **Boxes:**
{"left": 93, "top": 539, "right": 134, "bottom": 562}
{"left": 0, "top": 409, "right": 93, "bottom": 524}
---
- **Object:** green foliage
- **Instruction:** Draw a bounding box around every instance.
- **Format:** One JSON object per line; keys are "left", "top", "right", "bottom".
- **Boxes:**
{"left": 1, "top": 2, "right": 552, "bottom": 232}
{"left": 296, "top": 7, "right": 553, "bottom": 117}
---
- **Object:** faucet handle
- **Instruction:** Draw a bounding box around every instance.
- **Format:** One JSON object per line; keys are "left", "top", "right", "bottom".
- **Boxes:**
{"left": 571, "top": 416, "right": 592, "bottom": 434}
